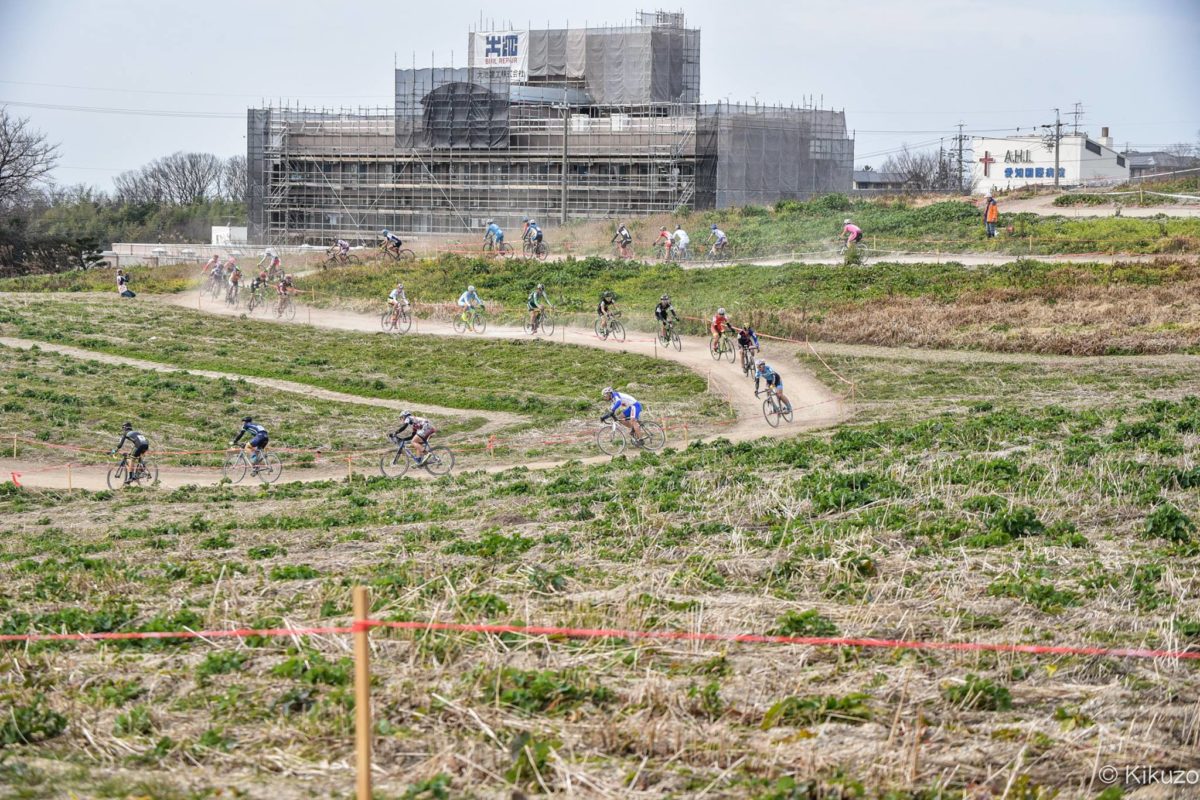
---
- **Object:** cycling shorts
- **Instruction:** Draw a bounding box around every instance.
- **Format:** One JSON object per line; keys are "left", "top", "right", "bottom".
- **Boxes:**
{"left": 764, "top": 374, "right": 782, "bottom": 388}
{"left": 621, "top": 402, "right": 643, "bottom": 421}
{"left": 415, "top": 423, "right": 435, "bottom": 440}
{"left": 851, "top": 231, "right": 863, "bottom": 243}
{"left": 249, "top": 433, "right": 269, "bottom": 449}
{"left": 132, "top": 442, "right": 149, "bottom": 458}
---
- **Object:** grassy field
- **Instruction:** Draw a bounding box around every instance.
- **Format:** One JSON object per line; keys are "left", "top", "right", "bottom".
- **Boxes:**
{"left": 2, "top": 320, "right": 1198, "bottom": 796}
{"left": 0, "top": 342, "right": 426, "bottom": 463}
{"left": 0, "top": 295, "right": 718, "bottom": 429}
{"left": 0, "top": 262, "right": 199, "bottom": 295}
{"left": 300, "top": 254, "right": 1200, "bottom": 355}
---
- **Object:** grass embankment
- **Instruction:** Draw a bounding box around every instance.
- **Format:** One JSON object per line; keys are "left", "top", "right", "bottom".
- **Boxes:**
{"left": 0, "top": 343, "right": 405, "bottom": 461}
{"left": 549, "top": 195, "right": 1199, "bottom": 257}
{"left": 1053, "top": 175, "right": 1200, "bottom": 206}
{"left": 2, "top": 349, "right": 1198, "bottom": 797}
{"left": 0, "top": 262, "right": 198, "bottom": 295}
{"left": 304, "top": 253, "right": 1200, "bottom": 355}
{"left": 0, "top": 295, "right": 718, "bottom": 428}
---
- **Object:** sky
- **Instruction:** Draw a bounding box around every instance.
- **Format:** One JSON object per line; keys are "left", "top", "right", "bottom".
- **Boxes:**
{"left": 1, "top": 0, "right": 1197, "bottom": 191}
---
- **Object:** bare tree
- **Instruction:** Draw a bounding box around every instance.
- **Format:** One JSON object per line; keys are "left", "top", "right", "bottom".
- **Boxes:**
{"left": 114, "top": 151, "right": 225, "bottom": 205}
{"left": 1164, "top": 141, "right": 1197, "bottom": 158}
{"left": 880, "top": 145, "right": 964, "bottom": 191}
{"left": 0, "top": 108, "right": 60, "bottom": 209}
{"left": 221, "top": 155, "right": 247, "bottom": 201}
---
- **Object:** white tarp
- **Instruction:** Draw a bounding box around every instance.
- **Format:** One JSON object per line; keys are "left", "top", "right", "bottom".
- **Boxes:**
{"left": 469, "top": 31, "right": 529, "bottom": 83}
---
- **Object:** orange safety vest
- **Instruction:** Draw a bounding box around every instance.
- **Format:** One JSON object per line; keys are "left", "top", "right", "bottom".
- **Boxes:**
{"left": 985, "top": 202, "right": 999, "bottom": 223}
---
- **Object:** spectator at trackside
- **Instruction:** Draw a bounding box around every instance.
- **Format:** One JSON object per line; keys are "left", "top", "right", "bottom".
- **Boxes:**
{"left": 984, "top": 194, "right": 999, "bottom": 239}
{"left": 117, "top": 269, "right": 136, "bottom": 298}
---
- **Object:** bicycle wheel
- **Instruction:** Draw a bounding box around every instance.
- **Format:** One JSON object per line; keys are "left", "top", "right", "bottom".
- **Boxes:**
{"left": 523, "top": 242, "right": 534, "bottom": 258}
{"left": 635, "top": 421, "right": 666, "bottom": 452}
{"left": 106, "top": 463, "right": 127, "bottom": 491}
{"left": 763, "top": 398, "right": 782, "bottom": 428}
{"left": 596, "top": 426, "right": 626, "bottom": 456}
{"left": 670, "top": 331, "right": 681, "bottom": 351}
{"left": 710, "top": 340, "right": 722, "bottom": 361}
{"left": 535, "top": 243, "right": 548, "bottom": 261}
{"left": 453, "top": 316, "right": 468, "bottom": 334}
{"left": 722, "top": 338, "right": 736, "bottom": 363}
{"left": 781, "top": 402, "right": 794, "bottom": 423}
{"left": 498, "top": 242, "right": 513, "bottom": 257}
{"left": 253, "top": 452, "right": 283, "bottom": 484}
{"left": 209, "top": 281, "right": 223, "bottom": 301}
{"left": 395, "top": 308, "right": 412, "bottom": 334}
{"left": 540, "top": 315, "right": 555, "bottom": 336}
{"left": 247, "top": 294, "right": 258, "bottom": 313}
{"left": 422, "top": 446, "right": 455, "bottom": 476}
{"left": 398, "top": 249, "right": 416, "bottom": 262}
{"left": 222, "top": 454, "right": 247, "bottom": 484}
{"left": 346, "top": 254, "right": 360, "bottom": 265}
{"left": 609, "top": 320, "right": 625, "bottom": 343}
{"left": 471, "top": 313, "right": 487, "bottom": 334}
{"left": 379, "top": 448, "right": 410, "bottom": 478}
{"left": 523, "top": 318, "right": 536, "bottom": 335}
{"left": 283, "top": 299, "right": 296, "bottom": 321}
{"left": 381, "top": 309, "right": 398, "bottom": 332}
{"left": 594, "top": 318, "right": 609, "bottom": 340}
{"left": 133, "top": 459, "right": 159, "bottom": 486}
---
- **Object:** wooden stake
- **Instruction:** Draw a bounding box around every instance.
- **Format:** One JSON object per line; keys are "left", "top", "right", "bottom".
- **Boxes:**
{"left": 12, "top": 435, "right": 16, "bottom": 458}
{"left": 346, "top": 456, "right": 353, "bottom": 483}
{"left": 67, "top": 463, "right": 72, "bottom": 491}
{"left": 352, "top": 586, "right": 373, "bottom": 800}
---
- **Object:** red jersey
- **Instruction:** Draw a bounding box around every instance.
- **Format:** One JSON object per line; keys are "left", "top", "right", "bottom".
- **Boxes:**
{"left": 711, "top": 314, "right": 729, "bottom": 332}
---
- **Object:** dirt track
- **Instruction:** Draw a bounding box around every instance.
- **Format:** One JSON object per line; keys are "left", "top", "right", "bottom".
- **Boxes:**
{"left": 2, "top": 291, "right": 847, "bottom": 490}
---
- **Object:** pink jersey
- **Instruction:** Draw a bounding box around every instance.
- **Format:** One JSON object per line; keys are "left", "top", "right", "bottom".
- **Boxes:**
{"left": 843, "top": 223, "right": 862, "bottom": 238}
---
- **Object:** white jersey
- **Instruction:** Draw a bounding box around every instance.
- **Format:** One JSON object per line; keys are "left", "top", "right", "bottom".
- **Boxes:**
{"left": 673, "top": 229, "right": 690, "bottom": 246}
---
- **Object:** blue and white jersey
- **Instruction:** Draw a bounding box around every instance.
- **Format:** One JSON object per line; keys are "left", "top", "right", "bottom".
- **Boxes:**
{"left": 485, "top": 222, "right": 503, "bottom": 240}
{"left": 712, "top": 228, "right": 728, "bottom": 243}
{"left": 609, "top": 391, "right": 639, "bottom": 413}
{"left": 458, "top": 290, "right": 482, "bottom": 306}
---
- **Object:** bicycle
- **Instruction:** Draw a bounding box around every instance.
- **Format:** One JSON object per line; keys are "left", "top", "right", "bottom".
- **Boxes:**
{"left": 595, "top": 413, "right": 666, "bottom": 456}
{"left": 594, "top": 312, "right": 625, "bottom": 343}
{"left": 657, "top": 319, "right": 682, "bottom": 351}
{"left": 246, "top": 286, "right": 268, "bottom": 314}
{"left": 275, "top": 293, "right": 297, "bottom": 321}
{"left": 380, "top": 303, "right": 413, "bottom": 334}
{"left": 222, "top": 446, "right": 282, "bottom": 485}
{"left": 224, "top": 283, "right": 241, "bottom": 308}
{"left": 381, "top": 243, "right": 416, "bottom": 262}
{"left": 522, "top": 238, "right": 549, "bottom": 260}
{"left": 523, "top": 308, "right": 556, "bottom": 337}
{"left": 611, "top": 241, "right": 633, "bottom": 260}
{"left": 106, "top": 452, "right": 158, "bottom": 490}
{"left": 757, "top": 387, "right": 794, "bottom": 428}
{"left": 323, "top": 249, "right": 361, "bottom": 268}
{"left": 453, "top": 306, "right": 487, "bottom": 334}
{"left": 838, "top": 240, "right": 871, "bottom": 264}
{"left": 739, "top": 344, "right": 759, "bottom": 378}
{"left": 483, "top": 237, "right": 513, "bottom": 258}
{"left": 379, "top": 433, "right": 455, "bottom": 478}
{"left": 654, "top": 241, "right": 673, "bottom": 262}
{"left": 706, "top": 244, "right": 732, "bottom": 263}
{"left": 710, "top": 330, "right": 736, "bottom": 363}
{"left": 207, "top": 274, "right": 225, "bottom": 301}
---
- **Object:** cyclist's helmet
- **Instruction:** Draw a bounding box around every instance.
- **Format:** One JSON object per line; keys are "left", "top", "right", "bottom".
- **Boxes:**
{"left": 601, "top": 387, "right": 614, "bottom": 398}
{"left": 400, "top": 409, "right": 412, "bottom": 420}
{"left": 660, "top": 226, "right": 668, "bottom": 232}
{"left": 529, "top": 219, "right": 537, "bottom": 226}
{"left": 122, "top": 422, "right": 132, "bottom": 431}
{"left": 755, "top": 358, "right": 765, "bottom": 367}
{"left": 259, "top": 271, "right": 267, "bottom": 279}
{"left": 242, "top": 416, "right": 252, "bottom": 423}
{"left": 522, "top": 216, "right": 530, "bottom": 223}
{"left": 396, "top": 282, "right": 404, "bottom": 289}
{"left": 468, "top": 285, "right": 476, "bottom": 292}
{"left": 382, "top": 228, "right": 390, "bottom": 235}
{"left": 711, "top": 224, "right": 718, "bottom": 230}
{"left": 603, "top": 290, "right": 615, "bottom": 300}
{"left": 844, "top": 219, "right": 852, "bottom": 225}
{"left": 485, "top": 219, "right": 493, "bottom": 225}
{"left": 536, "top": 283, "right": 544, "bottom": 290}
{"left": 717, "top": 307, "right": 727, "bottom": 315}
{"left": 660, "top": 294, "right": 669, "bottom": 302}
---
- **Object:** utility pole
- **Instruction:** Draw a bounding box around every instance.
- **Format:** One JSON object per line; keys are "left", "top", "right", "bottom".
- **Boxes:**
{"left": 956, "top": 122, "right": 965, "bottom": 192}
{"left": 560, "top": 101, "right": 570, "bottom": 225}
{"left": 1041, "top": 108, "right": 1063, "bottom": 188}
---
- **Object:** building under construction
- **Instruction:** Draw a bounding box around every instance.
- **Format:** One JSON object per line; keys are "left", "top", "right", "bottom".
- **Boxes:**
{"left": 247, "top": 12, "right": 854, "bottom": 244}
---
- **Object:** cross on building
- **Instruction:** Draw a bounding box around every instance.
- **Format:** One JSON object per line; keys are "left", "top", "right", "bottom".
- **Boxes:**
{"left": 978, "top": 151, "right": 995, "bottom": 177}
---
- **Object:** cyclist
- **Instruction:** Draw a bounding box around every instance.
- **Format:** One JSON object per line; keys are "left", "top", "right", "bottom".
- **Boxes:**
{"left": 709, "top": 224, "right": 728, "bottom": 255}
{"left": 673, "top": 225, "right": 690, "bottom": 259}
{"left": 710, "top": 307, "right": 732, "bottom": 353}
{"left": 597, "top": 290, "right": 618, "bottom": 322}
{"left": 457, "top": 284, "right": 484, "bottom": 323}
{"left": 526, "top": 219, "right": 544, "bottom": 251}
{"left": 110, "top": 422, "right": 150, "bottom": 483}
{"left": 527, "top": 283, "right": 552, "bottom": 332}
{"left": 275, "top": 273, "right": 295, "bottom": 313}
{"left": 842, "top": 219, "right": 863, "bottom": 248}
{"left": 388, "top": 282, "right": 410, "bottom": 314}
{"left": 231, "top": 415, "right": 269, "bottom": 465}
{"left": 736, "top": 325, "right": 760, "bottom": 371}
{"left": 654, "top": 294, "right": 679, "bottom": 338}
{"left": 222, "top": 255, "right": 238, "bottom": 279}
{"left": 381, "top": 228, "right": 404, "bottom": 257}
{"left": 520, "top": 216, "right": 532, "bottom": 242}
{"left": 226, "top": 264, "right": 242, "bottom": 303}
{"left": 249, "top": 270, "right": 269, "bottom": 303}
{"left": 754, "top": 358, "right": 792, "bottom": 413}
{"left": 655, "top": 226, "right": 673, "bottom": 259}
{"left": 611, "top": 223, "right": 633, "bottom": 258}
{"left": 392, "top": 410, "right": 436, "bottom": 463}
{"left": 483, "top": 219, "right": 504, "bottom": 250}
{"left": 208, "top": 256, "right": 224, "bottom": 283}
{"left": 601, "top": 386, "right": 645, "bottom": 441}
{"left": 203, "top": 254, "right": 220, "bottom": 278}
{"left": 335, "top": 238, "right": 351, "bottom": 260}
{"left": 256, "top": 246, "right": 280, "bottom": 275}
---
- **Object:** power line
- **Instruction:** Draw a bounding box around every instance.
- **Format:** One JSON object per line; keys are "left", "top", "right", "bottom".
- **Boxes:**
{"left": 0, "top": 78, "right": 391, "bottom": 100}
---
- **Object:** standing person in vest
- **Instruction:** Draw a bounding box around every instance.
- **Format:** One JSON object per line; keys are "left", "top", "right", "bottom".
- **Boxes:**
{"left": 984, "top": 194, "right": 1000, "bottom": 239}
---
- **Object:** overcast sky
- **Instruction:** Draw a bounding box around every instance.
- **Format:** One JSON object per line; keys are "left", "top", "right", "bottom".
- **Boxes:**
{"left": 1, "top": 0, "right": 1197, "bottom": 190}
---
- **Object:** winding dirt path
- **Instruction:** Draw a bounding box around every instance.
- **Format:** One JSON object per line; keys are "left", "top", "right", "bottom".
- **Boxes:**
{"left": 2, "top": 291, "right": 847, "bottom": 490}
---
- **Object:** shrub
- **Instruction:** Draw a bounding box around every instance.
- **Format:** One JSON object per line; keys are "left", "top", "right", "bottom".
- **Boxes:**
{"left": 0, "top": 694, "right": 67, "bottom": 745}
{"left": 760, "top": 693, "right": 872, "bottom": 729}
{"left": 1145, "top": 503, "right": 1194, "bottom": 543}
{"left": 483, "top": 667, "right": 612, "bottom": 715}
{"left": 771, "top": 610, "right": 839, "bottom": 638}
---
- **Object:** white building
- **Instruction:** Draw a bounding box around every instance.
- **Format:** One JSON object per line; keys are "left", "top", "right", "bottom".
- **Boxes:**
{"left": 971, "top": 127, "right": 1128, "bottom": 195}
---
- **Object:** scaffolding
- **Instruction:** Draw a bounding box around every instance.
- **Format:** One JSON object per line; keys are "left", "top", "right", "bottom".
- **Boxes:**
{"left": 247, "top": 13, "right": 853, "bottom": 245}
